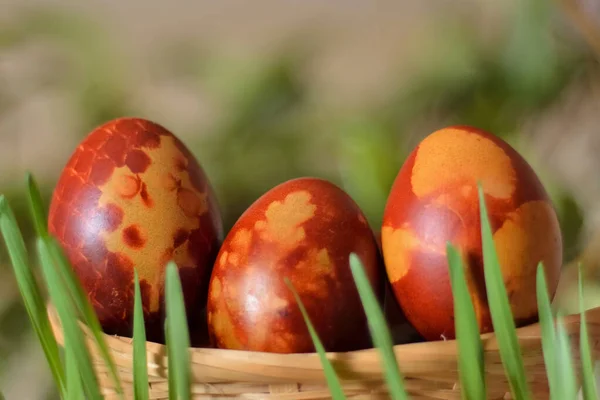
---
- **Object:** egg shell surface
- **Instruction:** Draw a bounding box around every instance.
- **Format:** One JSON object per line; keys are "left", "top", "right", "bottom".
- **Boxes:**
{"left": 207, "top": 177, "right": 383, "bottom": 353}
{"left": 381, "top": 125, "right": 562, "bottom": 341}
{"left": 47, "top": 117, "right": 223, "bottom": 342}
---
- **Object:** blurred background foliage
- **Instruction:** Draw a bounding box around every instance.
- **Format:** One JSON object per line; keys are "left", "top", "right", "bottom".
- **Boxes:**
{"left": 1, "top": 0, "right": 600, "bottom": 398}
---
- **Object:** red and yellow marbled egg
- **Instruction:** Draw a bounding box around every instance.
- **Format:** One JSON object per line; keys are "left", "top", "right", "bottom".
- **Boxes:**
{"left": 207, "top": 177, "right": 383, "bottom": 353}
{"left": 48, "top": 117, "right": 223, "bottom": 342}
{"left": 381, "top": 126, "right": 563, "bottom": 341}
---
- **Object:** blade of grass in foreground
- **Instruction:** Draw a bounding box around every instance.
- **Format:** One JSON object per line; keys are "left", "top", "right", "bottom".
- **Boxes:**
{"left": 66, "top": 339, "right": 84, "bottom": 400}
{"left": 165, "top": 261, "right": 191, "bottom": 400}
{"left": 26, "top": 174, "right": 124, "bottom": 396}
{"left": 26, "top": 173, "right": 48, "bottom": 238}
{"left": 37, "top": 238, "right": 102, "bottom": 400}
{"left": 555, "top": 313, "right": 577, "bottom": 399}
{"left": 0, "top": 196, "right": 66, "bottom": 395}
{"left": 578, "top": 264, "right": 599, "bottom": 400}
{"left": 349, "top": 254, "right": 408, "bottom": 400}
{"left": 285, "top": 278, "right": 346, "bottom": 400}
{"left": 167, "top": 320, "right": 177, "bottom": 400}
{"left": 477, "top": 184, "right": 531, "bottom": 400}
{"left": 133, "top": 271, "right": 150, "bottom": 400}
{"left": 446, "top": 243, "right": 486, "bottom": 400}
{"left": 46, "top": 237, "right": 124, "bottom": 397}
{"left": 536, "top": 262, "right": 559, "bottom": 399}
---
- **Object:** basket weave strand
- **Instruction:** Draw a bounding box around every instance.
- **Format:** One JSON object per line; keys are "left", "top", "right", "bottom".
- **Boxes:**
{"left": 47, "top": 304, "right": 600, "bottom": 399}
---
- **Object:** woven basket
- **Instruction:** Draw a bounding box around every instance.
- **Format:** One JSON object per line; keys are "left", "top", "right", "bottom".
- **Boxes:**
{"left": 46, "top": 300, "right": 600, "bottom": 400}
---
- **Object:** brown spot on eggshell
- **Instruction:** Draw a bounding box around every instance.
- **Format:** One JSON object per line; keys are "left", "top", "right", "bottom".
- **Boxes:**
{"left": 123, "top": 225, "right": 146, "bottom": 249}
{"left": 139, "top": 182, "right": 153, "bottom": 207}
{"left": 125, "top": 149, "right": 152, "bottom": 173}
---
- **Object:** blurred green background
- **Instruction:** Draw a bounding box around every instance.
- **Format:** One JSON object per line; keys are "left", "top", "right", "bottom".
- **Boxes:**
{"left": 2, "top": 0, "right": 600, "bottom": 398}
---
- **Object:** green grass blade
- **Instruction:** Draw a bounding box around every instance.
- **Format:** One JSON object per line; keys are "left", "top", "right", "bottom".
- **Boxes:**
{"left": 536, "top": 262, "right": 559, "bottom": 399}
{"left": 133, "top": 270, "right": 150, "bottom": 400}
{"left": 36, "top": 238, "right": 102, "bottom": 400}
{"left": 284, "top": 278, "right": 346, "bottom": 400}
{"left": 477, "top": 184, "right": 531, "bottom": 400}
{"left": 46, "top": 237, "right": 124, "bottom": 397}
{"left": 26, "top": 172, "right": 123, "bottom": 396}
{"left": 446, "top": 243, "right": 486, "bottom": 400}
{"left": 578, "top": 264, "right": 599, "bottom": 400}
{"left": 165, "top": 261, "right": 191, "bottom": 400}
{"left": 349, "top": 253, "right": 408, "bottom": 400}
{"left": 555, "top": 313, "right": 578, "bottom": 399}
{"left": 26, "top": 172, "right": 48, "bottom": 238}
{"left": 0, "top": 195, "right": 66, "bottom": 395}
{"left": 167, "top": 320, "right": 177, "bottom": 400}
{"left": 66, "top": 340, "right": 84, "bottom": 400}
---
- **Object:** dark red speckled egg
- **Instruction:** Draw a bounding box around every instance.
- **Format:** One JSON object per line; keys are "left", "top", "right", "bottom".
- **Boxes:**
{"left": 381, "top": 126, "right": 562, "bottom": 341}
{"left": 48, "top": 117, "right": 223, "bottom": 343}
{"left": 207, "top": 177, "right": 383, "bottom": 353}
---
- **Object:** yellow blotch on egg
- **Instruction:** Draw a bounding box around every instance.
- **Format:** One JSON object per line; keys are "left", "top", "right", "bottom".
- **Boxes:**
{"left": 255, "top": 191, "right": 316, "bottom": 246}
{"left": 411, "top": 128, "right": 516, "bottom": 200}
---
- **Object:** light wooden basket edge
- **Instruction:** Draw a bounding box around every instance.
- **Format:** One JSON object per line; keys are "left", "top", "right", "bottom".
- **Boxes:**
{"left": 46, "top": 303, "right": 600, "bottom": 399}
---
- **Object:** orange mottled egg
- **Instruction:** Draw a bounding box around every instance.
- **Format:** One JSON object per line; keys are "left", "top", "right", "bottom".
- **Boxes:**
{"left": 48, "top": 117, "right": 223, "bottom": 343}
{"left": 381, "top": 126, "right": 562, "bottom": 341}
{"left": 207, "top": 177, "right": 383, "bottom": 353}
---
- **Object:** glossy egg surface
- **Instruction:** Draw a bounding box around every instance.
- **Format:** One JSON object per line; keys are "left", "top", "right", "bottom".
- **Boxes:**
{"left": 48, "top": 117, "right": 223, "bottom": 342}
{"left": 207, "top": 177, "right": 383, "bottom": 353}
{"left": 382, "top": 126, "right": 562, "bottom": 341}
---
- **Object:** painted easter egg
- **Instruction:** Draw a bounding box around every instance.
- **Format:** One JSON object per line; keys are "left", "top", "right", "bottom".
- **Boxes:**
{"left": 207, "top": 177, "right": 383, "bottom": 353}
{"left": 381, "top": 125, "right": 562, "bottom": 341}
{"left": 48, "top": 117, "right": 223, "bottom": 342}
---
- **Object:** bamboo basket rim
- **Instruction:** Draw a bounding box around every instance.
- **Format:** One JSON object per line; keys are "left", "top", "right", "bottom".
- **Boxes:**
{"left": 46, "top": 301, "right": 600, "bottom": 399}
{"left": 46, "top": 302, "right": 599, "bottom": 360}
